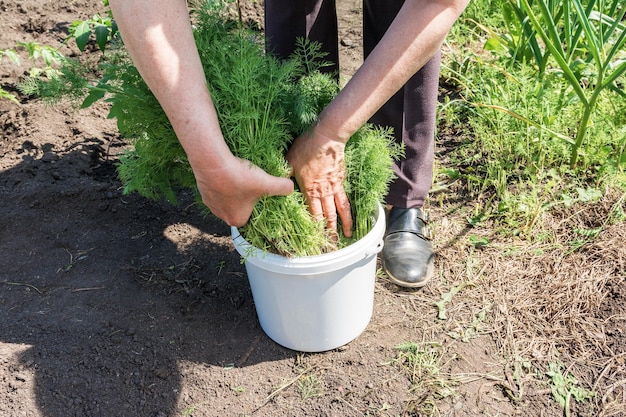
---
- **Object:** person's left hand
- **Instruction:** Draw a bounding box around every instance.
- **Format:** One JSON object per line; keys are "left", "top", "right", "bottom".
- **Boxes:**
{"left": 286, "top": 126, "right": 353, "bottom": 238}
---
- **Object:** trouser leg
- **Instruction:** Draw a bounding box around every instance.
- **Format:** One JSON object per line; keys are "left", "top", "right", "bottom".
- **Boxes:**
{"left": 264, "top": 0, "right": 339, "bottom": 76}
{"left": 363, "top": 0, "right": 440, "bottom": 209}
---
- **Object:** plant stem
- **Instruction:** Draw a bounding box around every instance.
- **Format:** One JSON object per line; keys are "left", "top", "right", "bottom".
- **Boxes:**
{"left": 569, "top": 79, "right": 602, "bottom": 168}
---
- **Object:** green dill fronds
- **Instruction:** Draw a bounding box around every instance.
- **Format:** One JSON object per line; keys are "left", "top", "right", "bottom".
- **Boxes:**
{"left": 23, "top": 4, "right": 399, "bottom": 257}
{"left": 19, "top": 58, "right": 95, "bottom": 104}
{"left": 345, "top": 126, "right": 404, "bottom": 239}
{"left": 289, "top": 37, "right": 333, "bottom": 76}
{"left": 287, "top": 71, "right": 339, "bottom": 135}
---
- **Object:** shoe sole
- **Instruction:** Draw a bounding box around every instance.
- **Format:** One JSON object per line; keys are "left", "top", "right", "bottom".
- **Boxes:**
{"left": 382, "top": 259, "right": 434, "bottom": 288}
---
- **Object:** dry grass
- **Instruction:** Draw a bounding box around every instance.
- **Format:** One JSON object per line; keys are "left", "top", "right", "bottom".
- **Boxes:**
{"left": 419, "top": 188, "right": 626, "bottom": 415}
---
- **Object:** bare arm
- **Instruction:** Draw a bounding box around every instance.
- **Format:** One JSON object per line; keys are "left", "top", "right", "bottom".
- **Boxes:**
{"left": 287, "top": 0, "right": 469, "bottom": 235}
{"left": 109, "top": 0, "right": 293, "bottom": 227}
{"left": 320, "top": 0, "right": 469, "bottom": 140}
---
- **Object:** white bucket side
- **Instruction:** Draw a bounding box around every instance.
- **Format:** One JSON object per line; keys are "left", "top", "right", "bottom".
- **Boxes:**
{"left": 231, "top": 204, "right": 385, "bottom": 352}
{"left": 244, "top": 253, "right": 377, "bottom": 351}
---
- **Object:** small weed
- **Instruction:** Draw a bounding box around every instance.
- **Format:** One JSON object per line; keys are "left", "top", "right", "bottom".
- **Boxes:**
{"left": 435, "top": 281, "right": 473, "bottom": 320}
{"left": 468, "top": 234, "right": 489, "bottom": 248}
{"left": 263, "top": 365, "right": 316, "bottom": 404}
{"left": 447, "top": 304, "right": 491, "bottom": 342}
{"left": 546, "top": 362, "right": 595, "bottom": 416}
{"left": 297, "top": 374, "right": 323, "bottom": 400}
{"left": 230, "top": 385, "right": 246, "bottom": 394}
{"left": 217, "top": 260, "right": 226, "bottom": 275}
{"left": 500, "top": 356, "right": 534, "bottom": 402}
{"left": 182, "top": 401, "right": 209, "bottom": 416}
{"left": 387, "top": 342, "right": 457, "bottom": 416}
{"left": 1, "top": 42, "right": 64, "bottom": 103}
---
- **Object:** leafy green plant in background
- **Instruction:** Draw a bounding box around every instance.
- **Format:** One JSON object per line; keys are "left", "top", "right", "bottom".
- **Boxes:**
{"left": 470, "top": 0, "right": 626, "bottom": 168}
{"left": 22, "top": 2, "right": 399, "bottom": 257}
{"left": 517, "top": 0, "right": 626, "bottom": 168}
{"left": 0, "top": 42, "right": 64, "bottom": 103}
{"left": 67, "top": 0, "right": 118, "bottom": 52}
{"left": 441, "top": 0, "right": 626, "bottom": 235}
{"left": 0, "top": 48, "right": 21, "bottom": 103}
{"left": 0, "top": 0, "right": 115, "bottom": 105}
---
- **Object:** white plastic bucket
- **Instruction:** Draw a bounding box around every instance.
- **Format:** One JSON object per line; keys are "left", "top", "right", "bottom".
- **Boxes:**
{"left": 231, "top": 204, "right": 385, "bottom": 352}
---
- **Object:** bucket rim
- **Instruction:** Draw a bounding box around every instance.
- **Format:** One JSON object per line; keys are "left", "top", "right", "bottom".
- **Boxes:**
{"left": 231, "top": 204, "right": 385, "bottom": 275}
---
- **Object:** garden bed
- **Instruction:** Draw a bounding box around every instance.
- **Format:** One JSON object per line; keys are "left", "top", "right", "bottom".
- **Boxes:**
{"left": 1, "top": 1, "right": 624, "bottom": 416}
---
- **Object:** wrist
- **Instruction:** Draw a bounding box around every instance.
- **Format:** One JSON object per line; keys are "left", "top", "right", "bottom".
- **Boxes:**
{"left": 314, "top": 112, "right": 353, "bottom": 144}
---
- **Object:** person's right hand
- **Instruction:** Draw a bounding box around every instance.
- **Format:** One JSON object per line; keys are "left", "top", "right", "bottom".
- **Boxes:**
{"left": 286, "top": 126, "right": 353, "bottom": 238}
{"left": 189, "top": 154, "right": 294, "bottom": 227}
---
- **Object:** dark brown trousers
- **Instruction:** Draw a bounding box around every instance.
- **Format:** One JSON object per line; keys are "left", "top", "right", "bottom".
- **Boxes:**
{"left": 265, "top": 0, "right": 439, "bottom": 208}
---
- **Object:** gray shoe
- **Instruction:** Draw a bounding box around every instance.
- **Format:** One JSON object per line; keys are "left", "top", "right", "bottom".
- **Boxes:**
{"left": 381, "top": 207, "right": 434, "bottom": 288}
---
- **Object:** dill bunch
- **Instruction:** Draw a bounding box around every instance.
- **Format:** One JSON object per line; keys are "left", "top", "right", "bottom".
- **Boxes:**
{"left": 344, "top": 126, "right": 403, "bottom": 240}
{"left": 22, "top": 3, "right": 400, "bottom": 257}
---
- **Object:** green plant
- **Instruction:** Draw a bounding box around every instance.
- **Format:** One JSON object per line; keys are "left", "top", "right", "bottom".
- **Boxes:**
{"left": 468, "top": 7, "right": 540, "bottom": 68}
{"left": 1, "top": 42, "right": 64, "bottom": 103}
{"left": 23, "top": 2, "right": 399, "bottom": 257}
{"left": 297, "top": 374, "right": 323, "bottom": 400}
{"left": 446, "top": 0, "right": 625, "bottom": 239}
{"left": 501, "top": 0, "right": 626, "bottom": 168}
{"left": 441, "top": 40, "right": 625, "bottom": 236}
{"left": 447, "top": 304, "right": 491, "bottom": 342}
{"left": 434, "top": 281, "right": 473, "bottom": 320}
{"left": 387, "top": 342, "right": 457, "bottom": 415}
{"left": 546, "top": 362, "right": 595, "bottom": 416}
{"left": 67, "top": 0, "right": 118, "bottom": 52}
{"left": 3, "top": 42, "right": 64, "bottom": 72}
{"left": 468, "top": 234, "right": 489, "bottom": 248}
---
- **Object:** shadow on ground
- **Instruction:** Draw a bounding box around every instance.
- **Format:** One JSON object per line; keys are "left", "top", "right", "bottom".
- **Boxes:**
{"left": 0, "top": 137, "right": 293, "bottom": 416}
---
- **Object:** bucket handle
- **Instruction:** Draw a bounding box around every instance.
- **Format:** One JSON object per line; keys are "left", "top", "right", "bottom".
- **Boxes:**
{"left": 364, "top": 240, "right": 384, "bottom": 258}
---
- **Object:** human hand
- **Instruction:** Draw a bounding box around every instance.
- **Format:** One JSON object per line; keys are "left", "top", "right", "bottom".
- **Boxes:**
{"left": 190, "top": 155, "right": 294, "bottom": 227}
{"left": 286, "top": 127, "right": 353, "bottom": 238}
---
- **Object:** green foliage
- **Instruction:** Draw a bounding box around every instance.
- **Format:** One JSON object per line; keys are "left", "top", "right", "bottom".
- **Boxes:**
{"left": 517, "top": 0, "right": 626, "bottom": 167}
{"left": 289, "top": 71, "right": 339, "bottom": 133}
{"left": 67, "top": 0, "right": 118, "bottom": 52}
{"left": 3, "top": 42, "right": 64, "bottom": 70}
{"left": 441, "top": 0, "right": 626, "bottom": 237}
{"left": 0, "top": 48, "right": 20, "bottom": 65}
{"left": 466, "top": 0, "right": 626, "bottom": 168}
{"left": 24, "top": 3, "right": 398, "bottom": 257}
{"left": 546, "top": 362, "right": 595, "bottom": 415}
{"left": 1, "top": 42, "right": 64, "bottom": 103}
{"left": 344, "top": 127, "right": 402, "bottom": 239}
{"left": 297, "top": 374, "right": 323, "bottom": 400}
{"left": 0, "top": 89, "right": 19, "bottom": 104}
{"left": 192, "top": 6, "right": 398, "bottom": 255}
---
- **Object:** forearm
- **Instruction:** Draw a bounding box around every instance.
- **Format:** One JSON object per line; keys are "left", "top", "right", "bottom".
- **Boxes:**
{"left": 109, "top": 0, "right": 232, "bottom": 166}
{"left": 109, "top": 0, "right": 294, "bottom": 227}
{"left": 317, "top": 0, "right": 469, "bottom": 141}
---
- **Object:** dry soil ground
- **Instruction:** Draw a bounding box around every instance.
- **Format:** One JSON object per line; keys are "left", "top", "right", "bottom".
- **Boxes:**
{"left": 1, "top": 1, "right": 625, "bottom": 417}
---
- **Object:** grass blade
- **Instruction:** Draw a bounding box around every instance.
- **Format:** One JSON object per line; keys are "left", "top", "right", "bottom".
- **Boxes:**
{"left": 571, "top": 0, "right": 603, "bottom": 70}
{"left": 519, "top": 0, "right": 588, "bottom": 105}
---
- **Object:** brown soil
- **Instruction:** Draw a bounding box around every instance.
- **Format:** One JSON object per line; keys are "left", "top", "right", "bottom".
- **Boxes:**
{"left": 1, "top": 1, "right": 624, "bottom": 416}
